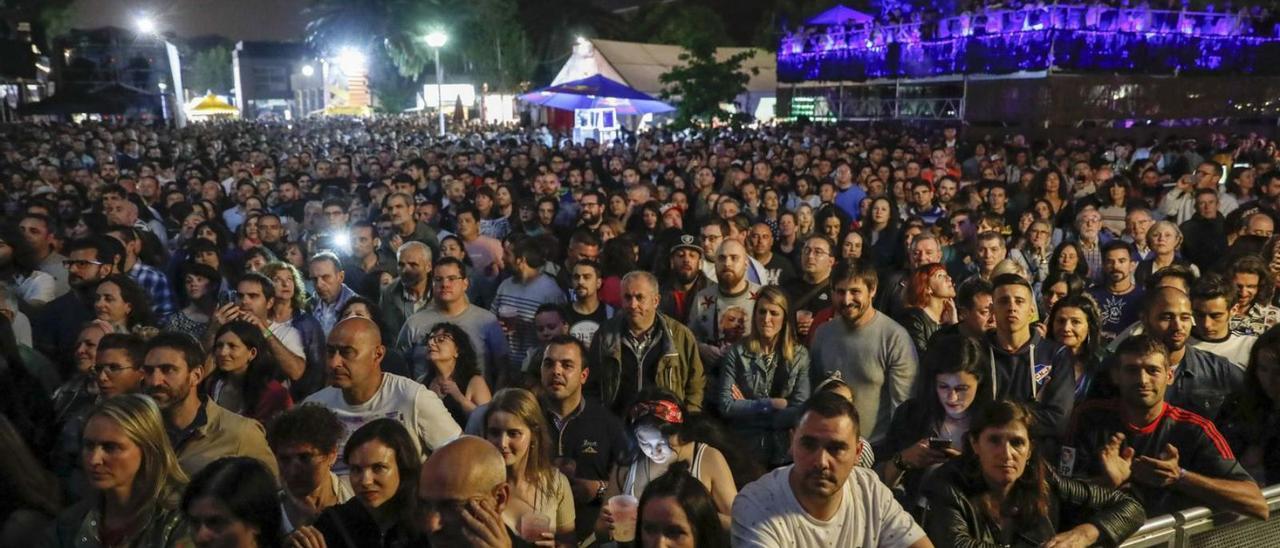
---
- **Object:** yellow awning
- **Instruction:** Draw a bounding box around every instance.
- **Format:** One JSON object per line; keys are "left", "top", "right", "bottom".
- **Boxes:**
{"left": 188, "top": 92, "right": 239, "bottom": 115}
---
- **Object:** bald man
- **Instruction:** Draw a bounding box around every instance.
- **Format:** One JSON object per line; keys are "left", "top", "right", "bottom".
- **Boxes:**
{"left": 418, "top": 436, "right": 529, "bottom": 548}
{"left": 303, "top": 317, "right": 460, "bottom": 476}
{"left": 689, "top": 239, "right": 762, "bottom": 364}
{"left": 1099, "top": 288, "right": 1243, "bottom": 420}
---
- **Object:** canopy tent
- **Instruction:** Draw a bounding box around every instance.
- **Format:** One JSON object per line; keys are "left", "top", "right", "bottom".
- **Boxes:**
{"left": 519, "top": 74, "right": 675, "bottom": 115}
{"left": 186, "top": 92, "right": 239, "bottom": 120}
{"left": 18, "top": 82, "right": 159, "bottom": 117}
{"left": 549, "top": 38, "right": 776, "bottom": 120}
{"left": 806, "top": 5, "right": 875, "bottom": 26}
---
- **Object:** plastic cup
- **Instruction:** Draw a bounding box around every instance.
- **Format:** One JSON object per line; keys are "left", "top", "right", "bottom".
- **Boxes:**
{"left": 498, "top": 305, "right": 519, "bottom": 330}
{"left": 608, "top": 494, "right": 639, "bottom": 542}
{"left": 519, "top": 513, "right": 552, "bottom": 542}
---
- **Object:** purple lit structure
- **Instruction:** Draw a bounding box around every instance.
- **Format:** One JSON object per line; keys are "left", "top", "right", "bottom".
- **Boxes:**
{"left": 779, "top": 4, "right": 1280, "bottom": 81}
{"left": 777, "top": 3, "right": 1280, "bottom": 128}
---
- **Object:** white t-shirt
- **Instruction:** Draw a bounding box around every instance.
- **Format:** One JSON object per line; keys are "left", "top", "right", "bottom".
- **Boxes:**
{"left": 1192, "top": 335, "right": 1255, "bottom": 370}
{"left": 269, "top": 320, "right": 306, "bottom": 358}
{"left": 731, "top": 466, "right": 925, "bottom": 548}
{"left": 302, "top": 373, "right": 461, "bottom": 475}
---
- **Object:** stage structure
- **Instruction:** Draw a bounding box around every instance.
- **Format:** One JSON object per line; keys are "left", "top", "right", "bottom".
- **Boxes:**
{"left": 778, "top": 3, "right": 1280, "bottom": 128}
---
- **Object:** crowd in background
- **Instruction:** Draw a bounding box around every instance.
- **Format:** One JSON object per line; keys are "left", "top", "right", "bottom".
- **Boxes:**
{"left": 2, "top": 117, "right": 1280, "bottom": 547}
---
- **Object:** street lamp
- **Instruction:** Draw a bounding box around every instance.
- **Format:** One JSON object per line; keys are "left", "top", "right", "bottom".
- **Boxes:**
{"left": 424, "top": 31, "right": 448, "bottom": 136}
{"left": 135, "top": 15, "right": 186, "bottom": 127}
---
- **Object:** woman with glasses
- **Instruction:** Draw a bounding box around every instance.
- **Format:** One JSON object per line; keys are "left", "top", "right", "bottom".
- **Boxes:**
{"left": 267, "top": 406, "right": 353, "bottom": 534}
{"left": 421, "top": 323, "right": 492, "bottom": 427}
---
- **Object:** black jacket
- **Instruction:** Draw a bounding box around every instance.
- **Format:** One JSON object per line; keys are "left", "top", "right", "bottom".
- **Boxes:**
{"left": 923, "top": 461, "right": 1145, "bottom": 548}
{"left": 314, "top": 499, "right": 419, "bottom": 548}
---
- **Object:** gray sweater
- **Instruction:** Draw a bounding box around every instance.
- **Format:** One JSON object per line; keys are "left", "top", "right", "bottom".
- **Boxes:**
{"left": 810, "top": 311, "right": 918, "bottom": 446}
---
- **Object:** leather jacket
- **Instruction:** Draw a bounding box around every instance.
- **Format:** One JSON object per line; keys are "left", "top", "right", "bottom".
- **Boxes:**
{"left": 922, "top": 460, "right": 1145, "bottom": 548}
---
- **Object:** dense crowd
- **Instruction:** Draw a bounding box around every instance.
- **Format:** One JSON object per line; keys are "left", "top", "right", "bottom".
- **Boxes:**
{"left": 1, "top": 117, "right": 1279, "bottom": 548}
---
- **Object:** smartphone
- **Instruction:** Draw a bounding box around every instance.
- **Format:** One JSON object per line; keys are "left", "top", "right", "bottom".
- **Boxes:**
{"left": 929, "top": 438, "right": 953, "bottom": 451}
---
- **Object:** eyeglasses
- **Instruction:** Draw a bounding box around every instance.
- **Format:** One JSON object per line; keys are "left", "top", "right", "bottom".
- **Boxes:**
{"left": 63, "top": 259, "right": 105, "bottom": 267}
{"left": 429, "top": 333, "right": 454, "bottom": 344}
{"left": 92, "top": 364, "right": 136, "bottom": 375}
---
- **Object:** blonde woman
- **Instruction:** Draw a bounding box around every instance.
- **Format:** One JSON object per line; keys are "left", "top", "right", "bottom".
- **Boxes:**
{"left": 715, "top": 286, "right": 811, "bottom": 467}
{"left": 50, "top": 394, "right": 189, "bottom": 547}
{"left": 795, "top": 204, "right": 816, "bottom": 239}
{"left": 1136, "top": 220, "right": 1199, "bottom": 285}
{"left": 483, "top": 389, "right": 575, "bottom": 547}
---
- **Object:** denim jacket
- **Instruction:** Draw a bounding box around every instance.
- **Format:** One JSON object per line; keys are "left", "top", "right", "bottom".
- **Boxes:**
{"left": 714, "top": 342, "right": 810, "bottom": 429}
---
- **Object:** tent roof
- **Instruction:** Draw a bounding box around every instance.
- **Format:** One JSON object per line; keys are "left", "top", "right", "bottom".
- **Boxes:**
{"left": 806, "top": 5, "right": 874, "bottom": 26}
{"left": 553, "top": 38, "right": 775, "bottom": 97}
{"left": 189, "top": 93, "right": 239, "bottom": 114}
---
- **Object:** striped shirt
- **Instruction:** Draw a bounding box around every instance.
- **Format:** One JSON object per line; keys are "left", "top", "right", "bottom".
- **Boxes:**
{"left": 491, "top": 273, "right": 566, "bottom": 373}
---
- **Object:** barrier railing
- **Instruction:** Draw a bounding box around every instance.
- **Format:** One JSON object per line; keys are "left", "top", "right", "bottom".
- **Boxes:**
{"left": 1119, "top": 484, "right": 1280, "bottom": 548}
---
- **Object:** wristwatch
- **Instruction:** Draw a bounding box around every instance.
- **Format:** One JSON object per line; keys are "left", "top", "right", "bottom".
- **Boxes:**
{"left": 594, "top": 480, "right": 608, "bottom": 502}
{"left": 892, "top": 452, "right": 912, "bottom": 471}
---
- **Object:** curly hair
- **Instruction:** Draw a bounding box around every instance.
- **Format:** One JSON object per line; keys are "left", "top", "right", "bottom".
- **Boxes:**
{"left": 260, "top": 261, "right": 310, "bottom": 312}
{"left": 266, "top": 404, "right": 345, "bottom": 454}
{"left": 422, "top": 322, "right": 480, "bottom": 387}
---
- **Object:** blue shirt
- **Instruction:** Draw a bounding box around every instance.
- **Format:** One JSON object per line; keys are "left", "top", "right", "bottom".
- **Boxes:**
{"left": 312, "top": 284, "right": 357, "bottom": 336}
{"left": 1088, "top": 285, "right": 1144, "bottom": 343}
{"left": 833, "top": 185, "right": 866, "bottom": 222}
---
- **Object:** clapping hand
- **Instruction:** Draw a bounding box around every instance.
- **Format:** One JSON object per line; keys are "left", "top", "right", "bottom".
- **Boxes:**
{"left": 1099, "top": 433, "right": 1134, "bottom": 488}
{"left": 1133, "top": 444, "right": 1181, "bottom": 488}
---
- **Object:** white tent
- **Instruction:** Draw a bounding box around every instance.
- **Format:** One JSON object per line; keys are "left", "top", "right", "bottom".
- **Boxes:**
{"left": 551, "top": 38, "right": 777, "bottom": 121}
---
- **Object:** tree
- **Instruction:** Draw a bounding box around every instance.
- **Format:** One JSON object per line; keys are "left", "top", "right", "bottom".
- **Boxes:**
{"left": 187, "top": 46, "right": 233, "bottom": 96}
{"left": 304, "top": 0, "right": 457, "bottom": 81}
{"left": 456, "top": 0, "right": 535, "bottom": 91}
{"left": 659, "top": 34, "right": 759, "bottom": 129}
{"left": 626, "top": 3, "right": 732, "bottom": 47}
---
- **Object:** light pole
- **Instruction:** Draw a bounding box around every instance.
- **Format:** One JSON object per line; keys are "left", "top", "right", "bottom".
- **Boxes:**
{"left": 425, "top": 31, "right": 448, "bottom": 136}
{"left": 135, "top": 16, "right": 186, "bottom": 127}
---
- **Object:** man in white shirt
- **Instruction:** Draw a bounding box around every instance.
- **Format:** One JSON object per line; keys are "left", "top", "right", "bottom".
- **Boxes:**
{"left": 304, "top": 317, "right": 460, "bottom": 476}
{"left": 732, "top": 392, "right": 932, "bottom": 548}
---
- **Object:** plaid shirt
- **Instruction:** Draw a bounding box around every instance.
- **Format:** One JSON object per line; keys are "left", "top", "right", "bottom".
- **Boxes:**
{"left": 131, "top": 262, "right": 176, "bottom": 321}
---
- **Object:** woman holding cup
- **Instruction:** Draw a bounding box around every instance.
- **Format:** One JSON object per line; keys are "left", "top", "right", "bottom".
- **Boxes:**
{"left": 482, "top": 388, "right": 575, "bottom": 547}
{"left": 596, "top": 390, "right": 737, "bottom": 542}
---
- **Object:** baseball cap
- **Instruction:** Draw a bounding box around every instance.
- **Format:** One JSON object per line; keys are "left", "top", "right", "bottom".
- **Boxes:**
{"left": 669, "top": 234, "right": 703, "bottom": 256}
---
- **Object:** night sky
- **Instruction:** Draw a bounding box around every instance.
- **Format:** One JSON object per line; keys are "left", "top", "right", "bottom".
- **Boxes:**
{"left": 68, "top": 0, "right": 310, "bottom": 41}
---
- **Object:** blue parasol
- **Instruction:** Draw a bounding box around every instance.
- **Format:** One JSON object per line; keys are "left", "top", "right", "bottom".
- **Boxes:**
{"left": 518, "top": 74, "right": 675, "bottom": 115}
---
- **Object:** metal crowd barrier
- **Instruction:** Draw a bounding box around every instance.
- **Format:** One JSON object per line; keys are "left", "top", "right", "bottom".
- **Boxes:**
{"left": 1119, "top": 484, "right": 1280, "bottom": 547}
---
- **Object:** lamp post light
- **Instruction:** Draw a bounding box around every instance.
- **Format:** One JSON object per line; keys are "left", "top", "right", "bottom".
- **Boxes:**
{"left": 135, "top": 15, "right": 186, "bottom": 127}
{"left": 424, "top": 31, "right": 448, "bottom": 136}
